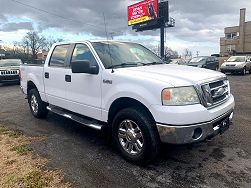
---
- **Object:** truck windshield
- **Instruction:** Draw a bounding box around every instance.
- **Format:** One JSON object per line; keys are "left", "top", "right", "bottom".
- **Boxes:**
{"left": 227, "top": 56, "right": 245, "bottom": 62}
{"left": 92, "top": 42, "right": 163, "bottom": 69}
{"left": 0, "top": 59, "right": 22, "bottom": 67}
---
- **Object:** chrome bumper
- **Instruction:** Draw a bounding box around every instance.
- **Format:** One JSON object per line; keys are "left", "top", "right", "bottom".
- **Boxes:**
{"left": 156, "top": 110, "right": 234, "bottom": 144}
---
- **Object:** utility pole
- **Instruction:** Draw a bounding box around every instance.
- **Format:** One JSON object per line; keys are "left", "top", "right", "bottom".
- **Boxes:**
{"left": 196, "top": 51, "right": 200, "bottom": 57}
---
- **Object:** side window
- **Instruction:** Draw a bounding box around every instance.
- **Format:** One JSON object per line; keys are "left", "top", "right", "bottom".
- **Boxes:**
{"left": 207, "top": 57, "right": 213, "bottom": 62}
{"left": 49, "top": 45, "right": 69, "bottom": 67}
{"left": 71, "top": 44, "right": 97, "bottom": 66}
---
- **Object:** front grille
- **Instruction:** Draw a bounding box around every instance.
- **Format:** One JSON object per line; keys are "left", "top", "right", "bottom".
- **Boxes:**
{"left": 226, "top": 64, "right": 235, "bottom": 67}
{"left": 0, "top": 70, "right": 18, "bottom": 75}
{"left": 200, "top": 79, "right": 230, "bottom": 108}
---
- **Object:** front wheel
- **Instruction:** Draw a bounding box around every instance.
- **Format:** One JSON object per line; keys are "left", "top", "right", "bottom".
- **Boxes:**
{"left": 241, "top": 67, "right": 246, "bottom": 75}
{"left": 28, "top": 89, "right": 48, "bottom": 118}
{"left": 112, "top": 108, "right": 160, "bottom": 164}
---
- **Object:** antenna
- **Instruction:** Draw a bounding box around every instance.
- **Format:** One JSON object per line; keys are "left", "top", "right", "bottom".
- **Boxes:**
{"left": 103, "top": 12, "right": 114, "bottom": 73}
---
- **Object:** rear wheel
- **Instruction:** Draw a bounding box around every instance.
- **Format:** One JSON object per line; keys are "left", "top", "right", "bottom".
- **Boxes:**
{"left": 28, "top": 89, "right": 48, "bottom": 118}
{"left": 112, "top": 108, "right": 160, "bottom": 164}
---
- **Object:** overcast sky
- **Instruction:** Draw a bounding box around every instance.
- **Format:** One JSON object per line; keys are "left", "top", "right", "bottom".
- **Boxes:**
{"left": 0, "top": 0, "right": 251, "bottom": 56}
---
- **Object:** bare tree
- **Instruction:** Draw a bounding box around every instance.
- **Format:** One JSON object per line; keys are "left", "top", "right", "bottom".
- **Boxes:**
{"left": 23, "top": 31, "right": 46, "bottom": 60}
{"left": 45, "top": 37, "right": 63, "bottom": 51}
{"left": 183, "top": 48, "right": 193, "bottom": 60}
{"left": 164, "top": 46, "right": 179, "bottom": 60}
{"left": 150, "top": 45, "right": 179, "bottom": 61}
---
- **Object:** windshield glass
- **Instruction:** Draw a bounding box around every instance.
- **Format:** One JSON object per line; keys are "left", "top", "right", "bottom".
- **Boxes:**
{"left": 0, "top": 59, "right": 22, "bottom": 67}
{"left": 92, "top": 42, "right": 163, "bottom": 69}
{"left": 227, "top": 56, "right": 245, "bottom": 62}
{"left": 189, "top": 57, "right": 206, "bottom": 64}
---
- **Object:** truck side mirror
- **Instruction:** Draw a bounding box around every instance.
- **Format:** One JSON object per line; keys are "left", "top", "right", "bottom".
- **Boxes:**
{"left": 71, "top": 60, "right": 99, "bottom": 74}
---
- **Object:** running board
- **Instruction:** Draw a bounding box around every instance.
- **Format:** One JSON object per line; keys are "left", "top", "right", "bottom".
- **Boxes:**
{"left": 46, "top": 106, "right": 104, "bottom": 130}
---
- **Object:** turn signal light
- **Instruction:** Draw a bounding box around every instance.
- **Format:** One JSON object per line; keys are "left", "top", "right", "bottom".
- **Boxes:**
{"left": 162, "top": 89, "right": 171, "bottom": 101}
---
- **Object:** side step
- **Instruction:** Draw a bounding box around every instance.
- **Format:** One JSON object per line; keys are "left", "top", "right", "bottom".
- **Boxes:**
{"left": 46, "top": 105, "right": 104, "bottom": 131}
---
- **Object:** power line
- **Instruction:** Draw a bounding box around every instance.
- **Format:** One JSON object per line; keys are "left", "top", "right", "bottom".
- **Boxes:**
{"left": 10, "top": 0, "right": 105, "bottom": 31}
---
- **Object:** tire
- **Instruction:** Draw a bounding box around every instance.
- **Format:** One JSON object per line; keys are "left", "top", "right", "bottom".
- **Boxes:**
{"left": 112, "top": 107, "right": 160, "bottom": 165}
{"left": 28, "top": 89, "right": 48, "bottom": 118}
{"left": 241, "top": 67, "right": 246, "bottom": 75}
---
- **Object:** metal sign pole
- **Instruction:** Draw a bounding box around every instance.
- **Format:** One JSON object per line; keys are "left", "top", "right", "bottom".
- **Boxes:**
{"left": 160, "top": 21, "right": 165, "bottom": 59}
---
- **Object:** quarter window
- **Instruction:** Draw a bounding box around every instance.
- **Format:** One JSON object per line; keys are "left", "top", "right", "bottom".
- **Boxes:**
{"left": 49, "top": 45, "right": 69, "bottom": 67}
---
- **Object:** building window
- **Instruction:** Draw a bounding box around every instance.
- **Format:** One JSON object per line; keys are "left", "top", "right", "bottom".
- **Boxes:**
{"left": 225, "top": 32, "right": 239, "bottom": 39}
{"left": 226, "top": 45, "right": 236, "bottom": 52}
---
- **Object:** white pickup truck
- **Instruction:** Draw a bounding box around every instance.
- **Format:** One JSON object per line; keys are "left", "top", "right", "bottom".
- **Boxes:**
{"left": 20, "top": 41, "right": 235, "bottom": 164}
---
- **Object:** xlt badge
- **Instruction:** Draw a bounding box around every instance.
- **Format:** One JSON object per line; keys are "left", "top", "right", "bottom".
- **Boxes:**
{"left": 103, "top": 79, "right": 112, "bottom": 84}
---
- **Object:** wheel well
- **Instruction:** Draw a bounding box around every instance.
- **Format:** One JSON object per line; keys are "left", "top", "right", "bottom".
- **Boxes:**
{"left": 108, "top": 97, "right": 155, "bottom": 125}
{"left": 27, "top": 81, "right": 38, "bottom": 94}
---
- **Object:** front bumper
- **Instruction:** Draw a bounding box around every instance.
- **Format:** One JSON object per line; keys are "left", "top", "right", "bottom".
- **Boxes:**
{"left": 156, "top": 110, "right": 234, "bottom": 144}
{"left": 0, "top": 75, "right": 20, "bottom": 83}
{"left": 220, "top": 67, "right": 243, "bottom": 73}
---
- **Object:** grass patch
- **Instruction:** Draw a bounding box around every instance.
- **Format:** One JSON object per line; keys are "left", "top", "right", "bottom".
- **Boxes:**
{"left": 0, "top": 126, "right": 9, "bottom": 134}
{"left": 11, "top": 145, "right": 33, "bottom": 155}
{"left": 4, "top": 175, "right": 16, "bottom": 186}
{"left": 19, "top": 171, "right": 51, "bottom": 188}
{"left": 0, "top": 125, "right": 23, "bottom": 138}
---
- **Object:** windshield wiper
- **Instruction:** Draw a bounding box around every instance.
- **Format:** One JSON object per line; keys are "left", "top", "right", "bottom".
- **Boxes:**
{"left": 107, "top": 63, "right": 139, "bottom": 69}
{"left": 142, "top": 62, "right": 164, "bottom": 66}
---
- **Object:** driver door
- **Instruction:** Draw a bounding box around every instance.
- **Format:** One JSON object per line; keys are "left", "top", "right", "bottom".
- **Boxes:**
{"left": 64, "top": 43, "right": 102, "bottom": 120}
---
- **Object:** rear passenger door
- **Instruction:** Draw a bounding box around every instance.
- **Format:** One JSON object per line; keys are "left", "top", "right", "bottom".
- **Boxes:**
{"left": 44, "top": 44, "right": 70, "bottom": 109}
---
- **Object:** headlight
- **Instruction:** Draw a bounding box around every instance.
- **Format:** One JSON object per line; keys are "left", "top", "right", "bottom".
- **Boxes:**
{"left": 235, "top": 63, "right": 245, "bottom": 68}
{"left": 162, "top": 86, "right": 200, "bottom": 106}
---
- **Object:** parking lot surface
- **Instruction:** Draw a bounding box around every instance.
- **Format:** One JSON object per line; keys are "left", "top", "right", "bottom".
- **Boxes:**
{"left": 0, "top": 75, "right": 251, "bottom": 188}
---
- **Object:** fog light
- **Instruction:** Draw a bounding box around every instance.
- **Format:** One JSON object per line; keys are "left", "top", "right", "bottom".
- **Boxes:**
{"left": 192, "top": 128, "right": 203, "bottom": 140}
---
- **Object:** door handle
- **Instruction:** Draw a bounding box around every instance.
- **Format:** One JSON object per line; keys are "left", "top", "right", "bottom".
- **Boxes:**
{"left": 65, "top": 75, "right": 71, "bottom": 82}
{"left": 45, "top": 72, "right": 49, "bottom": 79}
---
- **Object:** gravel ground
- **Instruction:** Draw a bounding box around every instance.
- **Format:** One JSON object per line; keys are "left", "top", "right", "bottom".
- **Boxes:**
{"left": 0, "top": 75, "right": 250, "bottom": 188}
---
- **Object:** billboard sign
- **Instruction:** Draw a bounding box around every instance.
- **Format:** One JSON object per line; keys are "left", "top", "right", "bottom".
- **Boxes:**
{"left": 128, "top": 0, "right": 158, "bottom": 26}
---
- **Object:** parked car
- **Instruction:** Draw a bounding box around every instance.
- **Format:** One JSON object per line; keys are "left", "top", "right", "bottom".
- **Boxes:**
{"left": 220, "top": 56, "right": 251, "bottom": 75}
{"left": 20, "top": 41, "right": 235, "bottom": 164}
{"left": 187, "top": 56, "right": 219, "bottom": 70}
{"left": 0, "top": 59, "right": 22, "bottom": 84}
{"left": 169, "top": 58, "right": 187, "bottom": 65}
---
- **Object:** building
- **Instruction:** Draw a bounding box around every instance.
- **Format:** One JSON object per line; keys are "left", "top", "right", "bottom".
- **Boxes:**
{"left": 37, "top": 50, "right": 48, "bottom": 60}
{"left": 220, "top": 8, "right": 251, "bottom": 57}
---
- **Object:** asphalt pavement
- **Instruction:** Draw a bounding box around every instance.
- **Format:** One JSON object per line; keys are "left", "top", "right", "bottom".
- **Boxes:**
{"left": 0, "top": 75, "right": 250, "bottom": 188}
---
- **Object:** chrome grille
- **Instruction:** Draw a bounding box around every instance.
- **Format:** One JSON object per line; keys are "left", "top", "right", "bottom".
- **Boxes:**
{"left": 200, "top": 79, "right": 230, "bottom": 108}
{"left": 0, "top": 70, "right": 18, "bottom": 75}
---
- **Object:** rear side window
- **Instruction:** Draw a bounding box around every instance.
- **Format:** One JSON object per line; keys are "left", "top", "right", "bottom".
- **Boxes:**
{"left": 49, "top": 45, "right": 69, "bottom": 67}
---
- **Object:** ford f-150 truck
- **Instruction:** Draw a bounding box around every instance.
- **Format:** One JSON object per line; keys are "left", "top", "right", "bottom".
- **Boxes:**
{"left": 20, "top": 41, "right": 235, "bottom": 164}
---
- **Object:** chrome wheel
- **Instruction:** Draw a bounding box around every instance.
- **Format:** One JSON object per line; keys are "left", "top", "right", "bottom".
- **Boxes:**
{"left": 118, "top": 120, "right": 144, "bottom": 155}
{"left": 30, "top": 94, "right": 38, "bottom": 114}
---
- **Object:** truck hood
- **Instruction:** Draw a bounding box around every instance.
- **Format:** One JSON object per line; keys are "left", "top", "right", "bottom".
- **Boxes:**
{"left": 116, "top": 64, "right": 225, "bottom": 87}
{"left": 0, "top": 66, "right": 19, "bottom": 70}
